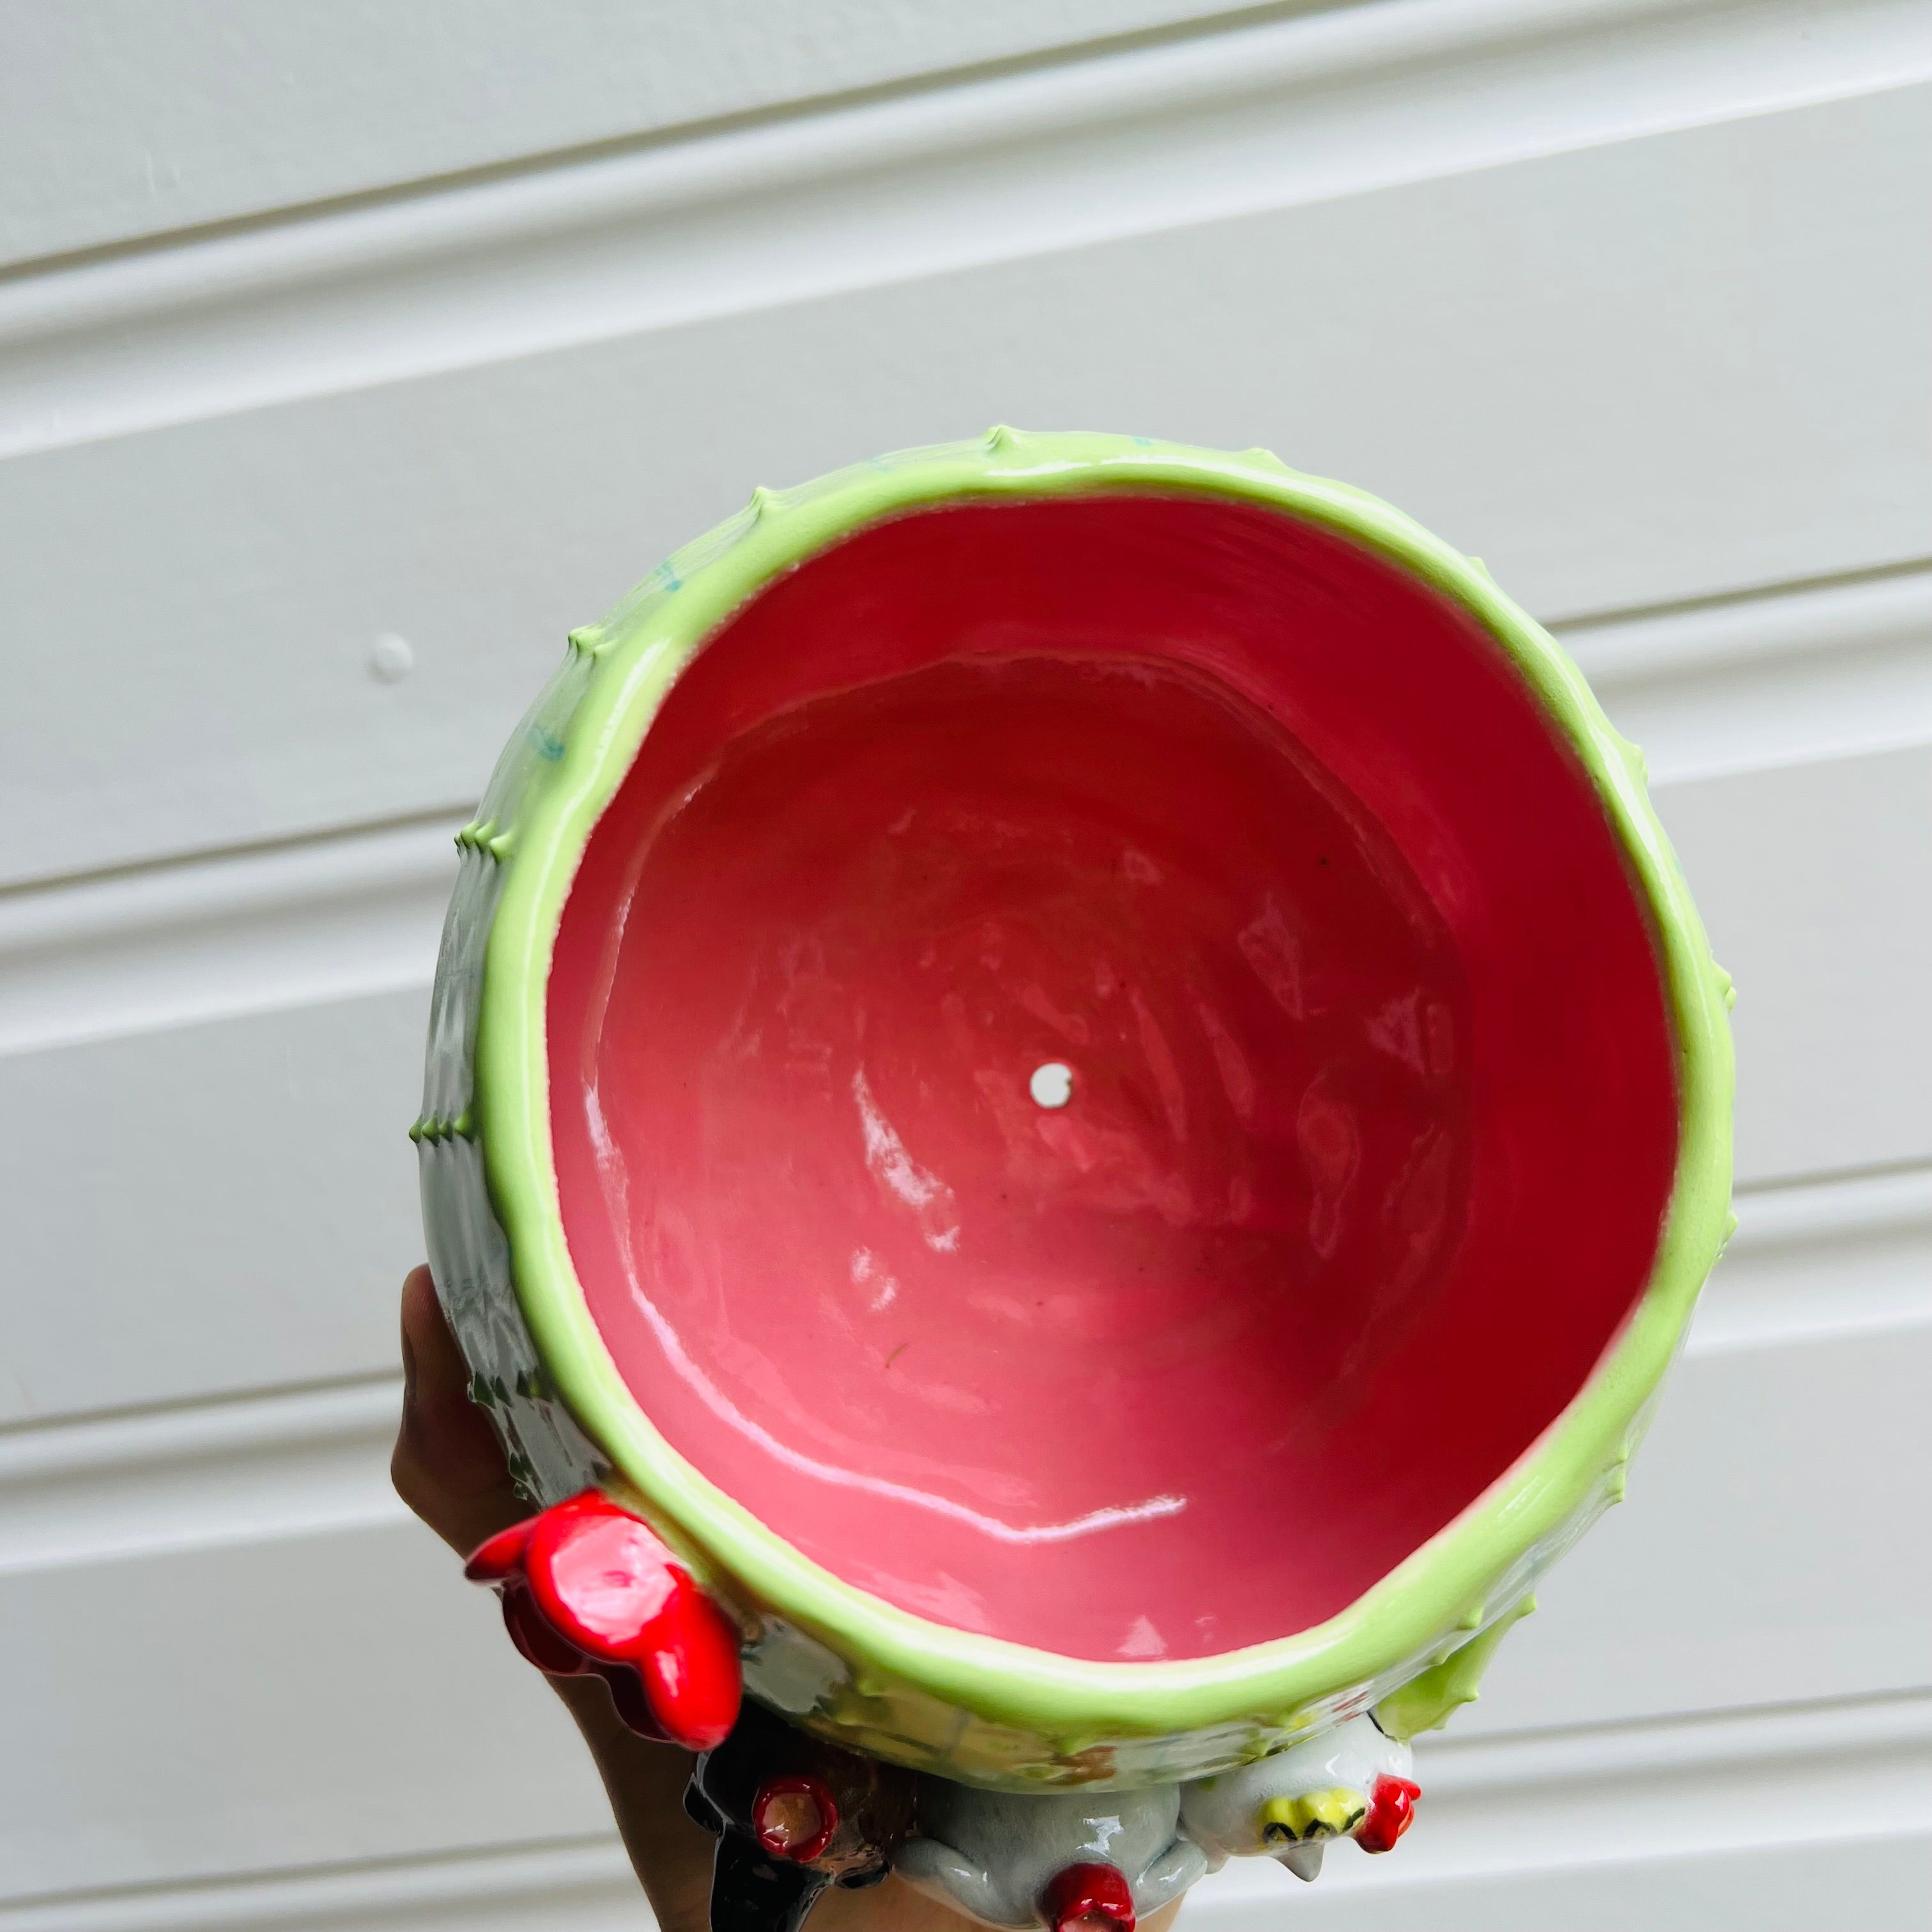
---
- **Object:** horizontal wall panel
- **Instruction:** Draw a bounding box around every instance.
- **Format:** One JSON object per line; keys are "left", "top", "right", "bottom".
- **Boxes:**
{"left": 0, "top": 0, "right": 1248, "bottom": 269}
{"left": 0, "top": 755, "right": 1922, "bottom": 1425}
{"left": 1692, "top": 1167, "right": 1932, "bottom": 1354}
{"left": 1199, "top": 1823, "right": 1932, "bottom": 1932}
{"left": 3, "top": 7, "right": 1923, "bottom": 1929}
{"left": 7, "top": 2, "right": 1919, "bottom": 464}
{"left": 1192, "top": 1695, "right": 1932, "bottom": 1931}
{"left": 1, "top": 1311, "right": 1920, "bottom": 1900}
{"left": 2, "top": 86, "right": 1926, "bottom": 890}
{"left": 0, "top": 1381, "right": 401, "bottom": 1581}
{"left": 0, "top": 990, "right": 424, "bottom": 1425}
{"left": 0, "top": 1524, "right": 608, "bottom": 1904}
{"left": 1460, "top": 1319, "right": 1932, "bottom": 1738}
{"left": 1, "top": 565, "right": 1920, "bottom": 1059}
{"left": 2, "top": 1698, "right": 1923, "bottom": 1930}
{"left": 0, "top": 1838, "right": 641, "bottom": 1932}
{"left": 0, "top": 817, "right": 456, "bottom": 1061}
{"left": 3, "top": 1167, "right": 1920, "bottom": 1574}
{"left": 1654, "top": 743, "right": 1932, "bottom": 1186}
{"left": 1571, "top": 567, "right": 1932, "bottom": 789}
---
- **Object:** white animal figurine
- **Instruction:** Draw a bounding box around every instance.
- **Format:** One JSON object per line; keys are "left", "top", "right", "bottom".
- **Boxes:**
{"left": 1178, "top": 1713, "right": 1420, "bottom": 1882}
{"left": 897, "top": 1777, "right": 1208, "bottom": 1930}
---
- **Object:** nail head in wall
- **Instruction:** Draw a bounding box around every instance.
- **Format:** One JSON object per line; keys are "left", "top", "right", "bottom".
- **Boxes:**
{"left": 369, "top": 633, "right": 415, "bottom": 683}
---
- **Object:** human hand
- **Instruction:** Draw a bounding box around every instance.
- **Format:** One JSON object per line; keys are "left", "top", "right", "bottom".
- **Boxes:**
{"left": 391, "top": 1266, "right": 1182, "bottom": 1932}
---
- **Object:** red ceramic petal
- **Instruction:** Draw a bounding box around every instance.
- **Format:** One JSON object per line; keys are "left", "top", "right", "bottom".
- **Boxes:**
{"left": 525, "top": 1500, "right": 682, "bottom": 1658}
{"left": 500, "top": 1586, "right": 591, "bottom": 1676}
{"left": 753, "top": 1774, "right": 839, "bottom": 1864}
{"left": 480, "top": 1492, "right": 742, "bottom": 1745}
{"left": 596, "top": 1661, "right": 672, "bottom": 1742}
{"left": 1358, "top": 1774, "right": 1422, "bottom": 1854}
{"left": 634, "top": 1581, "right": 744, "bottom": 1750}
{"left": 463, "top": 1515, "right": 537, "bottom": 1583}
{"left": 549, "top": 1488, "right": 621, "bottom": 1518}
{"left": 1041, "top": 1862, "right": 1135, "bottom": 1932}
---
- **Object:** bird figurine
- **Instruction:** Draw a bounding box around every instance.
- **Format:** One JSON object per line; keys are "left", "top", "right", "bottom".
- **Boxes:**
{"left": 1178, "top": 1712, "right": 1420, "bottom": 1882}
{"left": 897, "top": 1776, "right": 1208, "bottom": 1930}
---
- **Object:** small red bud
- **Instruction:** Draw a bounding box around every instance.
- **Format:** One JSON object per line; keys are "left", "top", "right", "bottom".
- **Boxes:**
{"left": 1358, "top": 1774, "right": 1421, "bottom": 1853}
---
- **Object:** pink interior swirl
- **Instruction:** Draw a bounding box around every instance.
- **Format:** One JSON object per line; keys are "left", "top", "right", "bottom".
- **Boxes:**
{"left": 546, "top": 493, "right": 1679, "bottom": 1663}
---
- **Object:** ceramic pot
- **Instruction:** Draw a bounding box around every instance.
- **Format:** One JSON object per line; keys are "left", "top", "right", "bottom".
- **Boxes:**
{"left": 417, "top": 429, "right": 1733, "bottom": 1791}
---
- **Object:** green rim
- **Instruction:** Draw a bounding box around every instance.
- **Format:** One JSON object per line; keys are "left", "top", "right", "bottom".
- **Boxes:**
{"left": 474, "top": 429, "right": 1734, "bottom": 1740}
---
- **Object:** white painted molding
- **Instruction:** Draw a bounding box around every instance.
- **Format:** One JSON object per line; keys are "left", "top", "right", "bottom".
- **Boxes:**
{"left": 0, "top": 1166, "right": 1915, "bottom": 1578}
{"left": 0, "top": 816, "right": 458, "bottom": 1058}
{"left": 0, "top": 0, "right": 1921, "bottom": 459}
{"left": 1561, "top": 569, "right": 1932, "bottom": 785}
{"left": 0, "top": 1379, "right": 404, "bottom": 1579}
{"left": 1193, "top": 1691, "right": 1932, "bottom": 1915}
{"left": 1, "top": 1694, "right": 1922, "bottom": 1930}
{"left": 1, "top": 567, "right": 1922, "bottom": 1062}
{"left": 0, "top": 1835, "right": 636, "bottom": 1932}
{"left": 1730, "top": 1162, "right": 1932, "bottom": 1246}
{"left": 1690, "top": 1165, "right": 1932, "bottom": 1356}
{"left": 0, "top": 1, "right": 1292, "bottom": 270}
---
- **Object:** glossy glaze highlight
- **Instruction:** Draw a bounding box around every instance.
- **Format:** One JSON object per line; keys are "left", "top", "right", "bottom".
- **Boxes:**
{"left": 546, "top": 494, "right": 1679, "bottom": 1664}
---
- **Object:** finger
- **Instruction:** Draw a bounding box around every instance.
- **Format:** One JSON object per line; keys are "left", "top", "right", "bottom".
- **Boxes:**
{"left": 551, "top": 1676, "right": 715, "bottom": 1932}
{"left": 391, "top": 1265, "right": 525, "bottom": 1554}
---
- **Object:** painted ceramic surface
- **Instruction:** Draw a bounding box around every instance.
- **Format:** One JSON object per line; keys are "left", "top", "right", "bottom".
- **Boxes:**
{"left": 417, "top": 429, "right": 1735, "bottom": 1790}
{"left": 550, "top": 493, "right": 1680, "bottom": 1664}
{"left": 899, "top": 1778, "right": 1206, "bottom": 1929}
{"left": 456, "top": 1511, "right": 1408, "bottom": 1927}
{"left": 1179, "top": 1712, "right": 1418, "bottom": 1876}
{"left": 464, "top": 1489, "right": 744, "bottom": 1750}
{"left": 684, "top": 1699, "right": 917, "bottom": 1932}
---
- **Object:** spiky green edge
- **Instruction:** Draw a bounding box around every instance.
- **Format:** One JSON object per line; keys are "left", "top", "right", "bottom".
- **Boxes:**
{"left": 474, "top": 428, "right": 1735, "bottom": 1741}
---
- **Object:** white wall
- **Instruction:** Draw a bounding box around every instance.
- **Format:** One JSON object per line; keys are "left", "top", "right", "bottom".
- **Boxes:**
{"left": 1, "top": 3, "right": 1928, "bottom": 1926}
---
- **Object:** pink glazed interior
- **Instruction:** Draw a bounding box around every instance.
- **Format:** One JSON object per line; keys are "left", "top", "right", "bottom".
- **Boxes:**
{"left": 546, "top": 494, "right": 1679, "bottom": 1664}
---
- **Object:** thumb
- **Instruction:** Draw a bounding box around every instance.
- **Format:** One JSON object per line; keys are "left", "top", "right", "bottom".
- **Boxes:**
{"left": 391, "top": 1265, "right": 526, "bottom": 1555}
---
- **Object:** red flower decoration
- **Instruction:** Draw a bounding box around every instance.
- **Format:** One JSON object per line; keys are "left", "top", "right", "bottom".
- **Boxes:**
{"left": 1357, "top": 1774, "right": 1422, "bottom": 1854}
{"left": 465, "top": 1490, "right": 742, "bottom": 1750}
{"left": 753, "top": 1774, "right": 839, "bottom": 1864}
{"left": 1041, "top": 1862, "right": 1136, "bottom": 1932}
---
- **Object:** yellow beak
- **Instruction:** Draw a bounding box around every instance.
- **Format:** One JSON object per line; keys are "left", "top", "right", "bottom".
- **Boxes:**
{"left": 1259, "top": 1788, "right": 1368, "bottom": 1843}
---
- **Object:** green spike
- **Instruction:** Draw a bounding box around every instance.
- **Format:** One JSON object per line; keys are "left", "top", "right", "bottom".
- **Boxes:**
{"left": 1375, "top": 1595, "right": 1537, "bottom": 1740}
